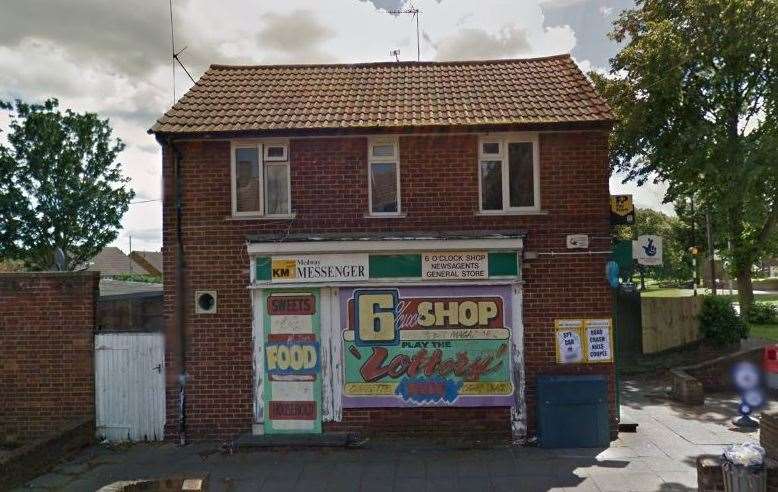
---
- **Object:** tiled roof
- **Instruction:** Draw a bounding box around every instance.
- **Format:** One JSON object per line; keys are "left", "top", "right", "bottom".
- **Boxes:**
{"left": 130, "top": 250, "right": 162, "bottom": 276}
{"left": 151, "top": 55, "right": 614, "bottom": 135}
{"left": 86, "top": 247, "right": 151, "bottom": 276}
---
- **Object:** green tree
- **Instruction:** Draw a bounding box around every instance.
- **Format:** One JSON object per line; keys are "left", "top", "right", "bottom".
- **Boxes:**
{"left": 0, "top": 99, "right": 134, "bottom": 270}
{"left": 592, "top": 0, "right": 778, "bottom": 317}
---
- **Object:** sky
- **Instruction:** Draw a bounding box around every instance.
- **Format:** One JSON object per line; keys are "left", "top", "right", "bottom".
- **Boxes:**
{"left": 0, "top": 0, "right": 671, "bottom": 253}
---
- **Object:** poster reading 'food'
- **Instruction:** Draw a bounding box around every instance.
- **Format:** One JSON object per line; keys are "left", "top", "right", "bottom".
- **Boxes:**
{"left": 340, "top": 285, "right": 514, "bottom": 407}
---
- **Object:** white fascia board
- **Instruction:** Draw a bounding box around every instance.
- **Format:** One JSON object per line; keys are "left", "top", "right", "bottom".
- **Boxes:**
{"left": 246, "top": 238, "right": 523, "bottom": 255}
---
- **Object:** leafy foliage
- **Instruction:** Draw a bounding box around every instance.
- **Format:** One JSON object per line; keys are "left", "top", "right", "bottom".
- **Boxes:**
{"left": 749, "top": 302, "right": 777, "bottom": 324}
{"left": 0, "top": 99, "right": 134, "bottom": 270}
{"left": 698, "top": 295, "right": 748, "bottom": 346}
{"left": 591, "top": 0, "right": 778, "bottom": 316}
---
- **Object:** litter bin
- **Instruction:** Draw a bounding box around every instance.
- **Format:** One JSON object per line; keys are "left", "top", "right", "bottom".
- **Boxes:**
{"left": 722, "top": 443, "right": 766, "bottom": 492}
{"left": 537, "top": 375, "right": 609, "bottom": 448}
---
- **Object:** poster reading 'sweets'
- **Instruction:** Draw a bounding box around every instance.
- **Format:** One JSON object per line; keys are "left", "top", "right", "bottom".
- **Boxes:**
{"left": 341, "top": 286, "right": 514, "bottom": 407}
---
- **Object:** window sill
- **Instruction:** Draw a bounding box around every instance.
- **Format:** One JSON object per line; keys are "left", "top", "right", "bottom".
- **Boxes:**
{"left": 475, "top": 209, "right": 548, "bottom": 216}
{"left": 363, "top": 212, "right": 407, "bottom": 219}
{"left": 226, "top": 213, "right": 297, "bottom": 221}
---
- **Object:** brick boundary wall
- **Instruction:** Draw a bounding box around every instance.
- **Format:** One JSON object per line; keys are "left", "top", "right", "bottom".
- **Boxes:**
{"left": 0, "top": 271, "right": 98, "bottom": 442}
{"left": 671, "top": 346, "right": 761, "bottom": 405}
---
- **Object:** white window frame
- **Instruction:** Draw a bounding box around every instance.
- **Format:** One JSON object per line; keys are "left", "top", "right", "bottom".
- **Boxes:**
{"left": 477, "top": 132, "right": 540, "bottom": 214}
{"left": 367, "top": 137, "right": 402, "bottom": 216}
{"left": 230, "top": 140, "right": 291, "bottom": 218}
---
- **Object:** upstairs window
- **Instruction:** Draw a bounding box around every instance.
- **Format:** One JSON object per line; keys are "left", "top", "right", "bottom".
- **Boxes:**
{"left": 231, "top": 141, "right": 291, "bottom": 217}
{"left": 368, "top": 137, "right": 401, "bottom": 215}
{"left": 478, "top": 134, "right": 539, "bottom": 212}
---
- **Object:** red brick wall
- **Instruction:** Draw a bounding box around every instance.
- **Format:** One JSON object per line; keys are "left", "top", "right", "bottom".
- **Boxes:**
{"left": 161, "top": 131, "right": 614, "bottom": 441}
{"left": 0, "top": 272, "right": 98, "bottom": 441}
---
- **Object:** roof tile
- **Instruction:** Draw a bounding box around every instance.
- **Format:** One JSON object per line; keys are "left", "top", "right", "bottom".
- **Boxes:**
{"left": 151, "top": 55, "right": 614, "bottom": 134}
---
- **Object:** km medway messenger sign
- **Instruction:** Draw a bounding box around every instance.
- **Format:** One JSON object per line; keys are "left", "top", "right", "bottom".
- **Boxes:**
{"left": 271, "top": 254, "right": 369, "bottom": 283}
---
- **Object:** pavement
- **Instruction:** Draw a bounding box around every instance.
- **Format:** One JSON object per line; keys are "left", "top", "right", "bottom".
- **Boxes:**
{"left": 13, "top": 377, "right": 772, "bottom": 492}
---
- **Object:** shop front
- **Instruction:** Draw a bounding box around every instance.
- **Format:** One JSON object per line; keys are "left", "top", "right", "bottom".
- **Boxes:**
{"left": 247, "top": 233, "right": 526, "bottom": 439}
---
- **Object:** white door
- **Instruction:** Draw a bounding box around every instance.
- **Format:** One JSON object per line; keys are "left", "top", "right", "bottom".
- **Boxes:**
{"left": 95, "top": 333, "right": 165, "bottom": 441}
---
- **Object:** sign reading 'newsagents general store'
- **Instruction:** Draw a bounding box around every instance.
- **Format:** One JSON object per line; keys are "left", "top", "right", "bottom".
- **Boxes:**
{"left": 421, "top": 252, "right": 488, "bottom": 280}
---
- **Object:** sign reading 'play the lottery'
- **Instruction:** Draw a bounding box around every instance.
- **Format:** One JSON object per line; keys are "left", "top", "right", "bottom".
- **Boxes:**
{"left": 340, "top": 285, "right": 514, "bottom": 408}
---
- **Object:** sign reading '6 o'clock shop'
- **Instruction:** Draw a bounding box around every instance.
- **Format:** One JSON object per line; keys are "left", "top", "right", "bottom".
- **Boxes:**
{"left": 270, "top": 254, "right": 369, "bottom": 283}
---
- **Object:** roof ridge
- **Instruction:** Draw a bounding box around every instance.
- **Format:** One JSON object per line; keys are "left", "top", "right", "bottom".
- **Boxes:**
{"left": 208, "top": 54, "right": 572, "bottom": 71}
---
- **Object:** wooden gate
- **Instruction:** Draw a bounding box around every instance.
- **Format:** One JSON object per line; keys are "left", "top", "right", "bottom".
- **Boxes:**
{"left": 94, "top": 333, "right": 165, "bottom": 441}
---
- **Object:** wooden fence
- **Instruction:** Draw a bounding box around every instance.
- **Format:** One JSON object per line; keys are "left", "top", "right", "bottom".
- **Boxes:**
{"left": 641, "top": 296, "right": 704, "bottom": 354}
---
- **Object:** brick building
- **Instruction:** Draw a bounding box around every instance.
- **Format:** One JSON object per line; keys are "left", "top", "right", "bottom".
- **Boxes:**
{"left": 150, "top": 55, "right": 616, "bottom": 442}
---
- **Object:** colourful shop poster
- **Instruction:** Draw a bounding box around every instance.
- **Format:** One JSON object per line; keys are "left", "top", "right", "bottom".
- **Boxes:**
{"left": 340, "top": 285, "right": 514, "bottom": 407}
{"left": 262, "top": 290, "right": 322, "bottom": 434}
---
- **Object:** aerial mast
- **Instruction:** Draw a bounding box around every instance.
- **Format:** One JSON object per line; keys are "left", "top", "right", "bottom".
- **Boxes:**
{"left": 387, "top": 5, "right": 421, "bottom": 61}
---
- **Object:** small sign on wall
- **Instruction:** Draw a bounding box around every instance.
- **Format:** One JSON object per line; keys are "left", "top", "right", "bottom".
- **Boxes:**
{"left": 633, "top": 235, "right": 663, "bottom": 266}
{"left": 421, "top": 251, "right": 488, "bottom": 280}
{"left": 584, "top": 319, "right": 613, "bottom": 363}
{"left": 555, "top": 319, "right": 613, "bottom": 364}
{"left": 566, "top": 234, "right": 589, "bottom": 249}
{"left": 555, "top": 319, "right": 584, "bottom": 364}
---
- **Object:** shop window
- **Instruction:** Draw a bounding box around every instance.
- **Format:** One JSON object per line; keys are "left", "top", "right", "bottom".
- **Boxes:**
{"left": 231, "top": 141, "right": 291, "bottom": 217}
{"left": 368, "top": 137, "right": 401, "bottom": 215}
{"left": 478, "top": 134, "right": 539, "bottom": 213}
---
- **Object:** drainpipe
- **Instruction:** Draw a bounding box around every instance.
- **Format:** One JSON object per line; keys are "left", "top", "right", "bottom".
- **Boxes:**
{"left": 171, "top": 139, "right": 188, "bottom": 445}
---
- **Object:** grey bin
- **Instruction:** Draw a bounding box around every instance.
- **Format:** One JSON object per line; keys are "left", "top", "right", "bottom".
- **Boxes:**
{"left": 537, "top": 375, "right": 610, "bottom": 448}
{"left": 722, "top": 461, "right": 766, "bottom": 492}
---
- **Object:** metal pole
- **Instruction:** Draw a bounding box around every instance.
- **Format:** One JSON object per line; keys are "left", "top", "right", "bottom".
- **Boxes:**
{"left": 416, "top": 12, "right": 420, "bottom": 61}
{"left": 706, "top": 210, "right": 716, "bottom": 295}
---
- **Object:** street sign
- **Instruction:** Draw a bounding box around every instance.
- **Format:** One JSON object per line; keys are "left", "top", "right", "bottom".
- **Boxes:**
{"left": 633, "top": 235, "right": 663, "bottom": 266}
{"left": 610, "top": 195, "right": 635, "bottom": 225}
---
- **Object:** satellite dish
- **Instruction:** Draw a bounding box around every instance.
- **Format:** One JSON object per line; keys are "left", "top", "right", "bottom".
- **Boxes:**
{"left": 54, "top": 247, "right": 66, "bottom": 271}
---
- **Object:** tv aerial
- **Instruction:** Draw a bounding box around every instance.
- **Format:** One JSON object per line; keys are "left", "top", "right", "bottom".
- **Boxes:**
{"left": 387, "top": 5, "right": 421, "bottom": 61}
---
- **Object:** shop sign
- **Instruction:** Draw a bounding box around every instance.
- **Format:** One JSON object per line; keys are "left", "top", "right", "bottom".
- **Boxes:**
{"left": 633, "top": 235, "right": 663, "bottom": 266}
{"left": 267, "top": 294, "right": 316, "bottom": 315}
{"left": 610, "top": 194, "right": 635, "bottom": 225}
{"left": 268, "top": 401, "right": 317, "bottom": 420}
{"left": 340, "top": 286, "right": 514, "bottom": 408}
{"left": 270, "top": 254, "right": 369, "bottom": 283}
{"left": 421, "top": 252, "right": 488, "bottom": 280}
{"left": 262, "top": 290, "right": 322, "bottom": 434}
{"left": 265, "top": 334, "right": 319, "bottom": 377}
